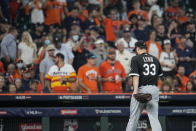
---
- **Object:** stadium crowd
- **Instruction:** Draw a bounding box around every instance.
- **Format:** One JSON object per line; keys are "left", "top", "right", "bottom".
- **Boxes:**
{"left": 0, "top": 0, "right": 196, "bottom": 93}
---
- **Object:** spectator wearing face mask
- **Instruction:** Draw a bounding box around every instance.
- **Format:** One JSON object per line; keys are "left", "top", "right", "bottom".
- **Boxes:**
{"left": 65, "top": 30, "right": 80, "bottom": 51}
{"left": 15, "top": 59, "right": 24, "bottom": 78}
{"left": 36, "top": 35, "right": 51, "bottom": 63}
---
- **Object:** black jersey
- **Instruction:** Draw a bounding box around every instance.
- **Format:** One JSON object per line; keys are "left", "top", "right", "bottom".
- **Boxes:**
{"left": 129, "top": 53, "right": 162, "bottom": 87}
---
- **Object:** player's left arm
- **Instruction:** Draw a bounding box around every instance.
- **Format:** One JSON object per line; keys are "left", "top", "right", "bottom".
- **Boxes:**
{"left": 128, "top": 57, "right": 139, "bottom": 94}
{"left": 132, "top": 76, "right": 139, "bottom": 94}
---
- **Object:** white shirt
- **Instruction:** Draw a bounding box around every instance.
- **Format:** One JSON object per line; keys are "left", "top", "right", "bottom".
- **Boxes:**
{"left": 18, "top": 42, "right": 36, "bottom": 65}
{"left": 149, "top": 43, "right": 159, "bottom": 58}
{"left": 116, "top": 37, "right": 138, "bottom": 53}
{"left": 116, "top": 50, "right": 135, "bottom": 74}
{"left": 45, "top": 44, "right": 74, "bottom": 64}
{"left": 48, "top": 64, "right": 75, "bottom": 77}
{"left": 65, "top": 39, "right": 77, "bottom": 51}
{"left": 159, "top": 51, "right": 175, "bottom": 71}
{"left": 31, "top": 1, "right": 44, "bottom": 24}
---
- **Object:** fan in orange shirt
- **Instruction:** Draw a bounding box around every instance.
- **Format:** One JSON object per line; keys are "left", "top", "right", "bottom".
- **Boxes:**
{"left": 78, "top": 53, "right": 100, "bottom": 93}
{"left": 0, "top": 61, "right": 5, "bottom": 75}
{"left": 146, "top": 30, "right": 162, "bottom": 59}
{"left": 100, "top": 3, "right": 123, "bottom": 43}
{"left": 176, "top": 65, "right": 189, "bottom": 92}
{"left": 99, "top": 47, "right": 126, "bottom": 93}
{"left": 177, "top": 9, "right": 190, "bottom": 24}
{"left": 189, "top": 70, "right": 196, "bottom": 78}
{"left": 44, "top": 0, "right": 63, "bottom": 25}
{"left": 128, "top": 0, "right": 149, "bottom": 22}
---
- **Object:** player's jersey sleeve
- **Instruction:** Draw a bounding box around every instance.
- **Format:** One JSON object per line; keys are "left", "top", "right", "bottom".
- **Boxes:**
{"left": 129, "top": 56, "right": 139, "bottom": 76}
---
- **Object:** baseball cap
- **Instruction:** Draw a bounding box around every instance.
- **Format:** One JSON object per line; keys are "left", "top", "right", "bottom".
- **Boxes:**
{"left": 164, "top": 39, "right": 171, "bottom": 45}
{"left": 46, "top": 44, "right": 55, "bottom": 51}
{"left": 86, "top": 53, "right": 96, "bottom": 59}
{"left": 123, "top": 27, "right": 130, "bottom": 33}
{"left": 134, "top": 41, "right": 147, "bottom": 51}
{"left": 53, "top": 33, "right": 62, "bottom": 43}
{"left": 95, "top": 39, "right": 104, "bottom": 44}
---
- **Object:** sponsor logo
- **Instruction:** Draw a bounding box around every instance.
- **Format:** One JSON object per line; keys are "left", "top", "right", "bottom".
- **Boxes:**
{"left": 61, "top": 110, "right": 78, "bottom": 115}
{"left": 159, "top": 95, "right": 172, "bottom": 99}
{"left": 59, "top": 95, "right": 83, "bottom": 100}
{"left": 115, "top": 95, "right": 131, "bottom": 99}
{"left": 19, "top": 123, "right": 42, "bottom": 131}
{"left": 26, "top": 110, "right": 42, "bottom": 115}
{"left": 82, "top": 95, "right": 89, "bottom": 100}
{"left": 63, "top": 119, "right": 78, "bottom": 131}
{"left": 115, "top": 95, "right": 126, "bottom": 99}
{"left": 172, "top": 109, "right": 196, "bottom": 114}
{"left": 0, "top": 111, "right": 7, "bottom": 115}
{"left": 15, "top": 96, "right": 32, "bottom": 100}
{"left": 125, "top": 95, "right": 131, "bottom": 99}
{"left": 95, "top": 109, "right": 122, "bottom": 114}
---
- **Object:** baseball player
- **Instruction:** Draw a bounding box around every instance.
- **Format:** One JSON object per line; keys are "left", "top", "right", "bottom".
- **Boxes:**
{"left": 126, "top": 41, "right": 162, "bottom": 131}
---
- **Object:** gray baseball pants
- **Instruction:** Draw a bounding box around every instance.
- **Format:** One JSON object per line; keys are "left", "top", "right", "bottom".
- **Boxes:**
{"left": 126, "top": 85, "right": 162, "bottom": 131}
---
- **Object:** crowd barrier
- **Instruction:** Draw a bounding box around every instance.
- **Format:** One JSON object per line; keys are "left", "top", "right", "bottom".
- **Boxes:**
{"left": 0, "top": 93, "right": 196, "bottom": 131}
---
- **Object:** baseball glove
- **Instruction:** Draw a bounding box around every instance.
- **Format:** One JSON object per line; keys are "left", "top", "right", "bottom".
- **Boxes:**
{"left": 133, "top": 93, "right": 152, "bottom": 103}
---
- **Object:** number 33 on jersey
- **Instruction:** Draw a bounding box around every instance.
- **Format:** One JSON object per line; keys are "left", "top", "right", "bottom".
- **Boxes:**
{"left": 129, "top": 53, "right": 163, "bottom": 87}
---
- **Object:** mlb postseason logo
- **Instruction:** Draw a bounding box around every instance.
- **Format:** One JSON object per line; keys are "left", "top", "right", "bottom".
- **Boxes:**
{"left": 58, "top": 95, "right": 83, "bottom": 100}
